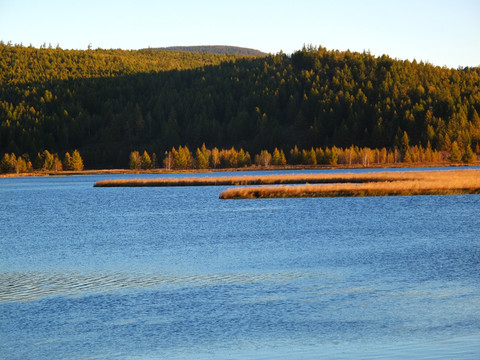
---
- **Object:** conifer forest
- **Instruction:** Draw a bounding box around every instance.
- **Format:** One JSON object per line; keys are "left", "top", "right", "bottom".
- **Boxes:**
{"left": 1, "top": 42, "right": 479, "bottom": 171}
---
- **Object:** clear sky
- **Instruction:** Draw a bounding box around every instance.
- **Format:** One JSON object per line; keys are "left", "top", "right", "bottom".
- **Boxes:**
{"left": 1, "top": 0, "right": 478, "bottom": 68}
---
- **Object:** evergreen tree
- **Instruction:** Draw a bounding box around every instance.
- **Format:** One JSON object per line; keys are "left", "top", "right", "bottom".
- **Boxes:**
{"left": 42, "top": 150, "right": 54, "bottom": 170}
{"left": 63, "top": 152, "right": 73, "bottom": 170}
{"left": 303, "top": 148, "right": 317, "bottom": 165}
{"left": 400, "top": 131, "right": 411, "bottom": 162}
{"left": 462, "top": 144, "right": 476, "bottom": 163}
{"left": 0, "top": 153, "right": 11, "bottom": 173}
{"left": 290, "top": 146, "right": 302, "bottom": 164}
{"left": 34, "top": 153, "right": 43, "bottom": 170}
{"left": 449, "top": 141, "right": 462, "bottom": 162}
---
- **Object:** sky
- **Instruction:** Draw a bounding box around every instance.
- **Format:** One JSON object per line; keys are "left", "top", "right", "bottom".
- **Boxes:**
{"left": 0, "top": 0, "right": 479, "bottom": 68}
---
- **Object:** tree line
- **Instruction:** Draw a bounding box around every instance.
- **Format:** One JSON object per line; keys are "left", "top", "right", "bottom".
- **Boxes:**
{"left": 3, "top": 139, "right": 474, "bottom": 174}
{"left": 0, "top": 43, "right": 479, "bottom": 168}
{"left": 128, "top": 140, "right": 476, "bottom": 171}
{"left": 0, "top": 149, "right": 83, "bottom": 173}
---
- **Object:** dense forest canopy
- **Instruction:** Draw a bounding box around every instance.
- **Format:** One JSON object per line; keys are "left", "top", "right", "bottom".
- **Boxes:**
{"left": 1, "top": 42, "right": 479, "bottom": 168}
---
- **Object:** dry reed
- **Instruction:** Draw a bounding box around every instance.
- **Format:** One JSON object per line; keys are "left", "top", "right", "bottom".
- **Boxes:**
{"left": 219, "top": 170, "right": 480, "bottom": 199}
{"left": 94, "top": 172, "right": 419, "bottom": 187}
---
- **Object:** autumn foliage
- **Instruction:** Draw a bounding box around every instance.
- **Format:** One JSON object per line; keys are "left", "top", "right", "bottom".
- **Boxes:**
{"left": 127, "top": 142, "right": 475, "bottom": 172}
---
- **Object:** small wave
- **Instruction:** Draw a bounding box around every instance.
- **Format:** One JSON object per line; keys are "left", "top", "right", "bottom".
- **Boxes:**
{"left": 0, "top": 270, "right": 320, "bottom": 303}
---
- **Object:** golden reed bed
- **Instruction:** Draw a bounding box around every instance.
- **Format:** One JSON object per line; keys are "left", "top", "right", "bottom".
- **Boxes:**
{"left": 94, "top": 172, "right": 418, "bottom": 187}
{"left": 93, "top": 170, "right": 480, "bottom": 199}
{"left": 219, "top": 170, "right": 480, "bottom": 198}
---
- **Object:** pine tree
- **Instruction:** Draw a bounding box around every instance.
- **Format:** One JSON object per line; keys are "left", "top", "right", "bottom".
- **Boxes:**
{"left": 0, "top": 153, "right": 11, "bottom": 173}
{"left": 63, "top": 152, "right": 73, "bottom": 170}
{"left": 462, "top": 144, "right": 476, "bottom": 163}
{"left": 290, "top": 146, "right": 302, "bottom": 164}
{"left": 42, "top": 150, "right": 54, "bottom": 170}
{"left": 34, "top": 153, "right": 43, "bottom": 170}
{"left": 400, "top": 131, "right": 411, "bottom": 162}
{"left": 449, "top": 141, "right": 462, "bottom": 162}
{"left": 316, "top": 147, "right": 326, "bottom": 164}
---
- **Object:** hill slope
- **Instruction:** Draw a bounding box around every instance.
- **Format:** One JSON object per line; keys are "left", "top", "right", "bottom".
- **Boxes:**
{"left": 0, "top": 44, "right": 479, "bottom": 168}
{"left": 150, "top": 45, "right": 267, "bottom": 56}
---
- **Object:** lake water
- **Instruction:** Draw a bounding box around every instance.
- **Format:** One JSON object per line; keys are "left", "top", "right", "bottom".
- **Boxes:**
{"left": 1, "top": 168, "right": 480, "bottom": 359}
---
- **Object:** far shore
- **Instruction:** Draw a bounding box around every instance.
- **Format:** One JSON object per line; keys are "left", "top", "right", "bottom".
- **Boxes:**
{"left": 1, "top": 161, "right": 479, "bottom": 178}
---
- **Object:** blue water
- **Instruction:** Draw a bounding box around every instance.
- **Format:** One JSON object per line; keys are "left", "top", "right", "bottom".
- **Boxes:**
{"left": 1, "top": 169, "right": 480, "bottom": 359}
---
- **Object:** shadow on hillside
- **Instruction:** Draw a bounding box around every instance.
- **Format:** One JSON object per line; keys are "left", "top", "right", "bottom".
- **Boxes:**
{"left": 2, "top": 55, "right": 305, "bottom": 168}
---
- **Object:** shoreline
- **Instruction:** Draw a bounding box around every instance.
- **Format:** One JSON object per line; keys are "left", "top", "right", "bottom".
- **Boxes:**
{"left": 1, "top": 161, "right": 478, "bottom": 178}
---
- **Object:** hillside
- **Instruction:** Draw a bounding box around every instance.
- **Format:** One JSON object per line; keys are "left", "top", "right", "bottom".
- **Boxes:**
{"left": 150, "top": 45, "right": 267, "bottom": 56}
{"left": 0, "top": 43, "right": 479, "bottom": 168}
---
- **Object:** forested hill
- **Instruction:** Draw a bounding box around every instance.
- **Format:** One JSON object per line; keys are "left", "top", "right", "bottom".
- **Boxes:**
{"left": 150, "top": 45, "right": 267, "bottom": 56}
{"left": 1, "top": 43, "right": 479, "bottom": 168}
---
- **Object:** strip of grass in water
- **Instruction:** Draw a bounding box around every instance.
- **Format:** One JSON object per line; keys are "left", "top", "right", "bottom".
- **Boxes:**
{"left": 93, "top": 170, "right": 480, "bottom": 199}
{"left": 219, "top": 185, "right": 480, "bottom": 199}
{"left": 94, "top": 172, "right": 420, "bottom": 187}
{"left": 218, "top": 170, "right": 480, "bottom": 199}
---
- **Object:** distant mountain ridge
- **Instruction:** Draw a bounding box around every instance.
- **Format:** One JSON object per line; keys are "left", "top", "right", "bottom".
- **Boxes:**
{"left": 148, "top": 45, "right": 267, "bottom": 56}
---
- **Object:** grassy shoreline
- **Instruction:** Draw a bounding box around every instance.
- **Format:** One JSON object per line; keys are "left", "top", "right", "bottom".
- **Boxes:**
{"left": 1, "top": 161, "right": 477, "bottom": 178}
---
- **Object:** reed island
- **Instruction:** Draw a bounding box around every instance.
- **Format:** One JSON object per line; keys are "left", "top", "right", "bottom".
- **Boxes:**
{"left": 94, "top": 169, "right": 480, "bottom": 199}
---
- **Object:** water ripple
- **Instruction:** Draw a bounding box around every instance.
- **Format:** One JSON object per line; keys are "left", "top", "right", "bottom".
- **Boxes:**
{"left": 0, "top": 270, "right": 316, "bottom": 303}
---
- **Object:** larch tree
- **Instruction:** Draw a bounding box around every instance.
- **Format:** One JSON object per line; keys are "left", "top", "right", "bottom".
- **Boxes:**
{"left": 449, "top": 141, "right": 462, "bottom": 162}
{"left": 71, "top": 150, "right": 84, "bottom": 171}
{"left": 63, "top": 152, "right": 73, "bottom": 170}
{"left": 140, "top": 150, "right": 152, "bottom": 169}
{"left": 129, "top": 151, "right": 141, "bottom": 170}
